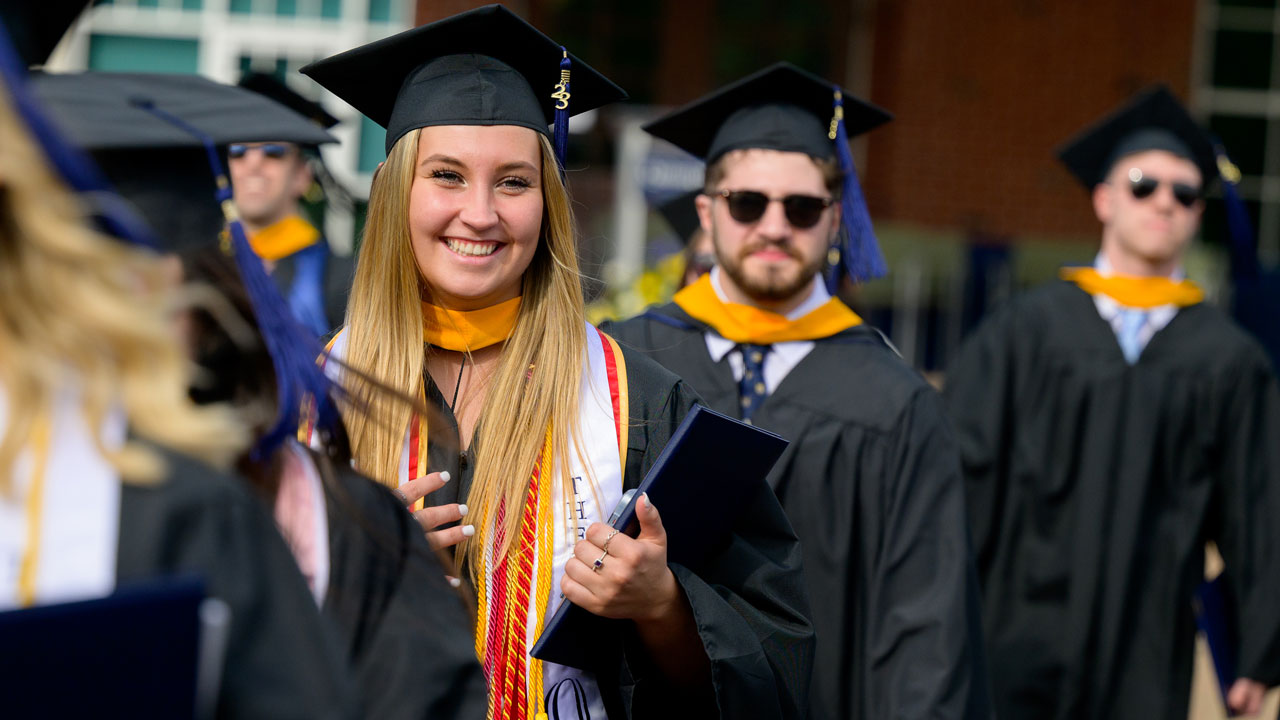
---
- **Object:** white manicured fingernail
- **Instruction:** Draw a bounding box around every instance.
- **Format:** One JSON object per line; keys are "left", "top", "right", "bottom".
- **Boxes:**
{"left": 458, "top": 504, "right": 469, "bottom": 517}
{"left": 440, "top": 471, "right": 451, "bottom": 483}
{"left": 448, "top": 577, "right": 462, "bottom": 588}
{"left": 462, "top": 524, "right": 475, "bottom": 537}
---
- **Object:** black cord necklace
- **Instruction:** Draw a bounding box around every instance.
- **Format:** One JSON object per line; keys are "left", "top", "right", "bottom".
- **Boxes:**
{"left": 449, "top": 355, "right": 466, "bottom": 414}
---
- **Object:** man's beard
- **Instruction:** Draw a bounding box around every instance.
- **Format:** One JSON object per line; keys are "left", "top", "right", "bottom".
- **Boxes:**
{"left": 714, "top": 234, "right": 826, "bottom": 304}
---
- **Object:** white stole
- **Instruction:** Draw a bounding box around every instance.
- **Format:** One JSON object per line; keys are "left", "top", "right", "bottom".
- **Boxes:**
{"left": 0, "top": 384, "right": 122, "bottom": 610}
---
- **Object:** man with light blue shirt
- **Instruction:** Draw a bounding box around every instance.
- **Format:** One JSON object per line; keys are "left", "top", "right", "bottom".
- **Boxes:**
{"left": 944, "top": 86, "right": 1280, "bottom": 720}
{"left": 604, "top": 62, "right": 991, "bottom": 720}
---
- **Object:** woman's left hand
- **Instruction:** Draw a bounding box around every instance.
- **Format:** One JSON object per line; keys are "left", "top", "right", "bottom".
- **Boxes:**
{"left": 561, "top": 493, "right": 679, "bottom": 622}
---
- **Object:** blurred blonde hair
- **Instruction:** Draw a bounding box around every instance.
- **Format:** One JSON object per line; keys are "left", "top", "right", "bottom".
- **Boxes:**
{"left": 0, "top": 75, "right": 246, "bottom": 494}
{"left": 341, "top": 128, "right": 588, "bottom": 573}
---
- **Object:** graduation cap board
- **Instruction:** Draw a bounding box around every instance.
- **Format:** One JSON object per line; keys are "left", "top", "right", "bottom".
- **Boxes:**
{"left": 300, "top": 3, "right": 626, "bottom": 163}
{"left": 0, "top": 0, "right": 90, "bottom": 67}
{"left": 28, "top": 70, "right": 340, "bottom": 457}
{"left": 30, "top": 72, "right": 337, "bottom": 150}
{"left": 1056, "top": 85, "right": 1218, "bottom": 189}
{"left": 644, "top": 62, "right": 893, "bottom": 285}
{"left": 239, "top": 72, "right": 340, "bottom": 131}
{"left": 531, "top": 405, "right": 789, "bottom": 669}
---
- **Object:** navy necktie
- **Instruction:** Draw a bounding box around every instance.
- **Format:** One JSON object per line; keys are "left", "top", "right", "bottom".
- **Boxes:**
{"left": 738, "top": 344, "right": 771, "bottom": 423}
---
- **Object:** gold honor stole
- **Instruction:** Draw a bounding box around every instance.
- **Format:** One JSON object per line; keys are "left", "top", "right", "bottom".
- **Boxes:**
{"left": 248, "top": 215, "right": 322, "bottom": 263}
{"left": 672, "top": 273, "right": 864, "bottom": 343}
{"left": 474, "top": 326, "right": 628, "bottom": 720}
{"left": 1060, "top": 267, "right": 1204, "bottom": 309}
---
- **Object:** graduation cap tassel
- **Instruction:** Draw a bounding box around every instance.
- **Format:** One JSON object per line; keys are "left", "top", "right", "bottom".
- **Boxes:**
{"left": 830, "top": 86, "right": 888, "bottom": 286}
{"left": 1216, "top": 145, "right": 1259, "bottom": 283}
{"left": 131, "top": 99, "right": 339, "bottom": 459}
{"left": 0, "top": 19, "right": 158, "bottom": 248}
{"left": 551, "top": 48, "right": 572, "bottom": 171}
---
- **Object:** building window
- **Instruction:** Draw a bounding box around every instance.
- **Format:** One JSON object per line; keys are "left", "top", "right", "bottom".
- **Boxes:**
{"left": 368, "top": 0, "right": 396, "bottom": 22}
{"left": 87, "top": 34, "right": 200, "bottom": 74}
{"left": 1199, "top": 0, "right": 1280, "bottom": 264}
{"left": 358, "top": 115, "right": 386, "bottom": 174}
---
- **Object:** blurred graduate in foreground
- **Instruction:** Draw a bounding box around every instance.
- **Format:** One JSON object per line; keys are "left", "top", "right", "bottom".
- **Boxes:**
{"left": 0, "top": 10, "right": 354, "bottom": 718}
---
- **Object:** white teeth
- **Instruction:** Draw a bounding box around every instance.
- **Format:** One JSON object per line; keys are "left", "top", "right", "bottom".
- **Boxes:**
{"left": 446, "top": 239, "right": 498, "bottom": 257}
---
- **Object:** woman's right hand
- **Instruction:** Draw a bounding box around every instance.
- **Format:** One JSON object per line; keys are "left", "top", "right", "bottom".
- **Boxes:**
{"left": 395, "top": 471, "right": 474, "bottom": 549}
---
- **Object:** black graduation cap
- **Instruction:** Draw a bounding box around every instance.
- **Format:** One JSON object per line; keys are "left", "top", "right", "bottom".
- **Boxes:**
{"left": 643, "top": 61, "right": 892, "bottom": 164}
{"left": 30, "top": 71, "right": 337, "bottom": 150}
{"left": 643, "top": 61, "right": 893, "bottom": 284}
{"left": 238, "top": 72, "right": 340, "bottom": 131}
{"left": 1057, "top": 85, "right": 1218, "bottom": 188}
{"left": 28, "top": 70, "right": 339, "bottom": 455}
{"left": 657, "top": 190, "right": 704, "bottom": 245}
{"left": 0, "top": 1, "right": 90, "bottom": 67}
{"left": 299, "top": 3, "right": 626, "bottom": 156}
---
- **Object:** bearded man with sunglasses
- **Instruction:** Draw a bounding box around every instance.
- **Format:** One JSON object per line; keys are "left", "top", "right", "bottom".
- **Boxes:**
{"left": 603, "top": 63, "right": 991, "bottom": 720}
{"left": 230, "top": 73, "right": 341, "bottom": 337}
{"left": 944, "top": 87, "right": 1280, "bottom": 720}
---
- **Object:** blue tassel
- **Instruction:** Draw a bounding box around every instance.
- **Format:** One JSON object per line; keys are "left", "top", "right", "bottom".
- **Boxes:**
{"left": 551, "top": 48, "right": 571, "bottom": 172}
{"left": 132, "top": 100, "right": 338, "bottom": 459}
{"left": 829, "top": 85, "right": 887, "bottom": 286}
{"left": 1215, "top": 144, "right": 1258, "bottom": 283}
{"left": 0, "top": 18, "right": 158, "bottom": 249}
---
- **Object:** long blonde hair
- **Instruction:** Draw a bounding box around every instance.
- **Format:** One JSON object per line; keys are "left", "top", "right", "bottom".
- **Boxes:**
{"left": 341, "top": 128, "right": 587, "bottom": 573}
{"left": 0, "top": 77, "right": 246, "bottom": 493}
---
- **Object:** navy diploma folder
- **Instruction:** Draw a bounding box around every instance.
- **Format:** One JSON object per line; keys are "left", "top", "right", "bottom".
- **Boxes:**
{"left": 0, "top": 576, "right": 213, "bottom": 719}
{"left": 1192, "top": 575, "right": 1239, "bottom": 713}
{"left": 530, "top": 404, "right": 789, "bottom": 669}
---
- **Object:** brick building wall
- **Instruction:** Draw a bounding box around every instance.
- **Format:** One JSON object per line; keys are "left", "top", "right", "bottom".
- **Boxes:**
{"left": 865, "top": 0, "right": 1201, "bottom": 240}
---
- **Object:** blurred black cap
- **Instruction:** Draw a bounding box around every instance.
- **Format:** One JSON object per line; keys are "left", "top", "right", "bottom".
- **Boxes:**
{"left": 238, "top": 71, "right": 340, "bottom": 130}
{"left": 1057, "top": 85, "right": 1217, "bottom": 188}
{"left": 29, "top": 71, "right": 335, "bottom": 253}
{"left": 30, "top": 71, "right": 337, "bottom": 150}
{"left": 0, "top": 1, "right": 90, "bottom": 67}
{"left": 657, "top": 190, "right": 704, "bottom": 246}
{"left": 300, "top": 3, "right": 626, "bottom": 154}
{"left": 643, "top": 61, "right": 892, "bottom": 164}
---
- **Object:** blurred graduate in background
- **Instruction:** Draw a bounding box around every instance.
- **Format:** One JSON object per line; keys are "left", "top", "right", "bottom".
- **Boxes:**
{"left": 944, "top": 87, "right": 1280, "bottom": 720}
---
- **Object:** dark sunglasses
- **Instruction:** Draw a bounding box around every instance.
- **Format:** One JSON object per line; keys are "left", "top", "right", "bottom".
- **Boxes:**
{"left": 227, "top": 143, "right": 292, "bottom": 160}
{"left": 715, "top": 190, "right": 833, "bottom": 229}
{"left": 1126, "top": 169, "right": 1201, "bottom": 208}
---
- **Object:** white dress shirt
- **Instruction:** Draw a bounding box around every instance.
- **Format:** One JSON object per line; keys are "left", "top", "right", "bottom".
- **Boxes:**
{"left": 1090, "top": 254, "right": 1182, "bottom": 356}
{"left": 703, "top": 266, "right": 827, "bottom": 393}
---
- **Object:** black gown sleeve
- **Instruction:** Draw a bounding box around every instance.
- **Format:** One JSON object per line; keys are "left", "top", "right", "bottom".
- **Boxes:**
{"left": 1208, "top": 346, "right": 1280, "bottom": 686}
{"left": 942, "top": 309, "right": 1016, "bottom": 578}
{"left": 865, "top": 386, "right": 992, "bottom": 719}
{"left": 117, "top": 450, "right": 357, "bottom": 720}
{"left": 608, "top": 351, "right": 815, "bottom": 720}
{"left": 320, "top": 462, "right": 487, "bottom": 720}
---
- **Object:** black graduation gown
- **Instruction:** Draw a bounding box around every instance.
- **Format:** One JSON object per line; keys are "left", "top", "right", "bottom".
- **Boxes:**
{"left": 421, "top": 343, "right": 815, "bottom": 720}
{"left": 317, "top": 456, "right": 487, "bottom": 720}
{"left": 603, "top": 306, "right": 991, "bottom": 720}
{"left": 116, "top": 447, "right": 356, "bottom": 720}
{"left": 942, "top": 281, "right": 1280, "bottom": 720}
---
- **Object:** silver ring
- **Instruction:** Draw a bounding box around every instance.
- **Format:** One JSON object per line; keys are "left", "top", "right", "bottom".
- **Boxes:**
{"left": 601, "top": 529, "right": 619, "bottom": 554}
{"left": 592, "top": 550, "right": 608, "bottom": 572}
